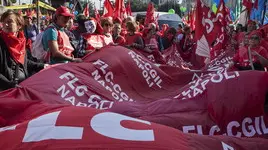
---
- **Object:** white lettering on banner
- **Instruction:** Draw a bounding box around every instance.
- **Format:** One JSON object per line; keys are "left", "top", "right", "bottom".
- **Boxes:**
{"left": 91, "top": 112, "right": 155, "bottom": 141}
{"left": 23, "top": 111, "right": 83, "bottom": 142}
{"left": 174, "top": 71, "right": 240, "bottom": 100}
{"left": 57, "top": 72, "right": 114, "bottom": 110}
{"left": 91, "top": 59, "right": 134, "bottom": 102}
{"left": 208, "top": 56, "right": 233, "bottom": 69}
{"left": 182, "top": 116, "right": 268, "bottom": 137}
{"left": 21, "top": 111, "right": 155, "bottom": 143}
{"left": 221, "top": 142, "right": 235, "bottom": 150}
{"left": 128, "top": 51, "right": 163, "bottom": 89}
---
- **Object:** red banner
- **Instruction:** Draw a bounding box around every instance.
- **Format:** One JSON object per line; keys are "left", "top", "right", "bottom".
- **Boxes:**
{"left": 0, "top": 46, "right": 267, "bottom": 138}
{"left": 0, "top": 99, "right": 268, "bottom": 150}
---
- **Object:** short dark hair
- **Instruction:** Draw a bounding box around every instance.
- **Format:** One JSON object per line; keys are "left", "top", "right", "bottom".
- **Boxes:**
{"left": 0, "top": 10, "right": 24, "bottom": 27}
{"left": 76, "top": 14, "right": 88, "bottom": 26}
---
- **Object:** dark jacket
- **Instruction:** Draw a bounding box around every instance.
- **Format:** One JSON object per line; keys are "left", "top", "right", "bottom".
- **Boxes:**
{"left": 0, "top": 36, "right": 44, "bottom": 91}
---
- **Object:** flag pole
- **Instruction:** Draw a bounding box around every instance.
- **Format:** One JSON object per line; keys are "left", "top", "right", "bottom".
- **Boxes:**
{"left": 36, "top": 0, "right": 40, "bottom": 32}
{"left": 248, "top": 46, "right": 255, "bottom": 70}
{"left": 262, "top": 0, "right": 267, "bottom": 25}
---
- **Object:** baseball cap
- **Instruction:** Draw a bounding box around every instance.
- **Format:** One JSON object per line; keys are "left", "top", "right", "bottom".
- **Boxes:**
{"left": 56, "top": 6, "right": 74, "bottom": 17}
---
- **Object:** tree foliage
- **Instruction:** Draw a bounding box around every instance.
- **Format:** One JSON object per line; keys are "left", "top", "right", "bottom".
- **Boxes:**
{"left": 126, "top": 0, "right": 148, "bottom": 12}
{"left": 80, "top": 1, "right": 95, "bottom": 17}
{"left": 157, "top": 0, "right": 182, "bottom": 17}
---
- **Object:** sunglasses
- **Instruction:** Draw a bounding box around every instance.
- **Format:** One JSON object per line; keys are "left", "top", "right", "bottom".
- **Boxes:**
{"left": 250, "top": 36, "right": 259, "bottom": 40}
{"left": 104, "top": 23, "right": 113, "bottom": 27}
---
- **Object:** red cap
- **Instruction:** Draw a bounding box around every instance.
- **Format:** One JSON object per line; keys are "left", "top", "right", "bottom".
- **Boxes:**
{"left": 248, "top": 20, "right": 256, "bottom": 25}
{"left": 56, "top": 6, "right": 74, "bottom": 17}
{"left": 249, "top": 30, "right": 262, "bottom": 38}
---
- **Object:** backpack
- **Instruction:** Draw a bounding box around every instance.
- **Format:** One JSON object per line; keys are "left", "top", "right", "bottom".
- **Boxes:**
{"left": 31, "top": 26, "right": 57, "bottom": 62}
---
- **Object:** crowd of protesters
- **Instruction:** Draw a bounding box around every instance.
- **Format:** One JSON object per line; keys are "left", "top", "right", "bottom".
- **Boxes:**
{"left": 0, "top": 5, "right": 268, "bottom": 91}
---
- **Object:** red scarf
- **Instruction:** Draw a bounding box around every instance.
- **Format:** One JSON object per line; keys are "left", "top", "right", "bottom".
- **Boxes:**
{"left": 0, "top": 31, "right": 26, "bottom": 64}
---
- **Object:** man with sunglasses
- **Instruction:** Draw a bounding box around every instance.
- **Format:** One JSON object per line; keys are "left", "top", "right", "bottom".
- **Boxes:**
{"left": 233, "top": 31, "right": 268, "bottom": 71}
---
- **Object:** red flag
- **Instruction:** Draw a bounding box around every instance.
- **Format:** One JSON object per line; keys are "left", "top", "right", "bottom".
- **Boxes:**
{"left": 195, "top": 0, "right": 214, "bottom": 58}
{"left": 254, "top": 0, "right": 258, "bottom": 9}
{"left": 83, "top": 3, "right": 90, "bottom": 17}
{"left": 190, "top": 9, "right": 196, "bottom": 30}
{"left": 103, "top": 0, "right": 114, "bottom": 17}
{"left": 126, "top": 0, "right": 132, "bottom": 16}
{"left": 243, "top": 0, "right": 253, "bottom": 11}
{"left": 210, "top": 0, "right": 232, "bottom": 59}
{"left": 145, "top": 2, "right": 155, "bottom": 25}
{"left": 114, "top": 0, "right": 127, "bottom": 20}
{"left": 216, "top": 0, "right": 232, "bottom": 26}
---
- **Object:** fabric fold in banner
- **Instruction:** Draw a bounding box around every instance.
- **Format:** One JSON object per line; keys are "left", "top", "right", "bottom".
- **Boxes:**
{"left": 0, "top": 99, "right": 268, "bottom": 149}
{"left": 0, "top": 46, "right": 267, "bottom": 138}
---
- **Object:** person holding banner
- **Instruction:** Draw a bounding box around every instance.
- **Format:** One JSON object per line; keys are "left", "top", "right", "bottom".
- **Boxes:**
{"left": 0, "top": 10, "right": 45, "bottom": 91}
{"left": 125, "top": 21, "right": 144, "bottom": 50}
{"left": 143, "top": 23, "right": 162, "bottom": 53}
{"left": 233, "top": 31, "right": 268, "bottom": 71}
{"left": 101, "top": 17, "right": 114, "bottom": 46}
{"left": 112, "top": 23, "right": 125, "bottom": 46}
{"left": 42, "top": 6, "right": 82, "bottom": 64}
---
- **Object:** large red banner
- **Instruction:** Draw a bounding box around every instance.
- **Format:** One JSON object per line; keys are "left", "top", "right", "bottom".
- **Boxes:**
{"left": 0, "top": 46, "right": 267, "bottom": 139}
{"left": 0, "top": 99, "right": 267, "bottom": 150}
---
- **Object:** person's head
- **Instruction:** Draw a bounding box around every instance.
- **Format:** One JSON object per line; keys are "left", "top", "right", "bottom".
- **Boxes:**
{"left": 162, "top": 24, "right": 169, "bottom": 31}
{"left": 101, "top": 17, "right": 113, "bottom": 34}
{"left": 32, "top": 17, "right": 37, "bottom": 24}
{"left": 165, "top": 27, "right": 177, "bottom": 40}
{"left": 126, "top": 21, "right": 137, "bottom": 33}
{"left": 66, "top": 18, "right": 74, "bottom": 30}
{"left": 249, "top": 31, "right": 262, "bottom": 48}
{"left": 54, "top": 6, "right": 74, "bottom": 28}
{"left": 183, "top": 26, "right": 191, "bottom": 35}
{"left": 144, "top": 23, "right": 156, "bottom": 36}
{"left": 191, "top": 30, "right": 195, "bottom": 38}
{"left": 76, "top": 15, "right": 88, "bottom": 33}
{"left": 125, "top": 16, "right": 135, "bottom": 23}
{"left": 0, "top": 10, "right": 24, "bottom": 33}
{"left": 247, "top": 20, "right": 257, "bottom": 32}
{"left": 84, "top": 19, "right": 96, "bottom": 34}
{"left": 178, "top": 24, "right": 183, "bottom": 31}
{"left": 113, "top": 23, "right": 122, "bottom": 35}
{"left": 236, "top": 24, "right": 243, "bottom": 32}
{"left": 24, "top": 16, "right": 32, "bottom": 26}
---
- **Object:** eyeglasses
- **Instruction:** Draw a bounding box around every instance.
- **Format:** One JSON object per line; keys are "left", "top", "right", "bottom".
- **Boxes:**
{"left": 250, "top": 36, "right": 259, "bottom": 40}
{"left": 104, "top": 23, "right": 113, "bottom": 27}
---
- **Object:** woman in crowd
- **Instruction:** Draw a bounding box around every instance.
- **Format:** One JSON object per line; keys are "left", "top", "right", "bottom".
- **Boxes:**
{"left": 0, "top": 10, "right": 45, "bottom": 91}
{"left": 161, "top": 27, "right": 177, "bottom": 50}
{"left": 125, "top": 21, "right": 144, "bottom": 50}
{"left": 143, "top": 23, "right": 162, "bottom": 53}
{"left": 112, "top": 23, "right": 125, "bottom": 46}
{"left": 159, "top": 24, "right": 169, "bottom": 37}
{"left": 100, "top": 17, "right": 114, "bottom": 46}
{"left": 233, "top": 31, "right": 268, "bottom": 71}
{"left": 23, "top": 13, "right": 38, "bottom": 43}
